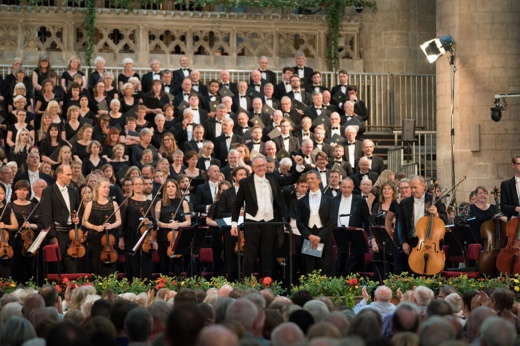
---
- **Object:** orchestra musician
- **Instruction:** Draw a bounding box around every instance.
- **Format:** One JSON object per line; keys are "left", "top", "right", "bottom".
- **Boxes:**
{"left": 82, "top": 178, "right": 122, "bottom": 275}
{"left": 332, "top": 177, "right": 371, "bottom": 275}
{"left": 396, "top": 176, "right": 448, "bottom": 271}
{"left": 0, "top": 184, "right": 19, "bottom": 278}
{"left": 154, "top": 179, "right": 191, "bottom": 275}
{"left": 120, "top": 176, "right": 155, "bottom": 280}
{"left": 40, "top": 164, "right": 81, "bottom": 273}
{"left": 500, "top": 155, "right": 520, "bottom": 219}
{"left": 231, "top": 155, "right": 304, "bottom": 278}
{"left": 296, "top": 171, "right": 335, "bottom": 275}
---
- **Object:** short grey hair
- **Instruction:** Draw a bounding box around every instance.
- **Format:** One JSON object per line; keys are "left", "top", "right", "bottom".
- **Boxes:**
{"left": 279, "top": 157, "right": 293, "bottom": 169}
{"left": 0, "top": 316, "right": 36, "bottom": 346}
{"left": 139, "top": 128, "right": 153, "bottom": 137}
{"left": 418, "top": 316, "right": 455, "bottom": 346}
{"left": 303, "top": 300, "right": 330, "bottom": 322}
{"left": 122, "top": 57, "right": 134, "bottom": 65}
{"left": 94, "top": 56, "right": 106, "bottom": 65}
{"left": 226, "top": 298, "right": 258, "bottom": 330}
{"left": 271, "top": 322, "right": 304, "bottom": 346}
{"left": 480, "top": 316, "right": 517, "bottom": 346}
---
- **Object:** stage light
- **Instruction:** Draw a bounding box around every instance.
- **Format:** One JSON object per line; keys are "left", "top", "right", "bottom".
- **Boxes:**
{"left": 490, "top": 99, "right": 504, "bottom": 122}
{"left": 420, "top": 35, "right": 455, "bottom": 63}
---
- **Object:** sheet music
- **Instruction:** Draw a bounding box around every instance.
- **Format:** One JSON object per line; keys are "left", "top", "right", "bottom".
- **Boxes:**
{"left": 301, "top": 239, "right": 324, "bottom": 258}
{"left": 290, "top": 218, "right": 301, "bottom": 236}
{"left": 28, "top": 229, "right": 50, "bottom": 255}
{"left": 221, "top": 216, "right": 244, "bottom": 226}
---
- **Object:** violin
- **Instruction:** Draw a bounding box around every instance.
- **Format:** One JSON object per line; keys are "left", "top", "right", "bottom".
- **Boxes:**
{"left": 139, "top": 207, "right": 157, "bottom": 254}
{"left": 408, "top": 177, "right": 466, "bottom": 275}
{"left": 234, "top": 229, "right": 245, "bottom": 253}
{"left": 479, "top": 187, "right": 505, "bottom": 275}
{"left": 19, "top": 201, "right": 41, "bottom": 256}
{"left": 166, "top": 179, "right": 191, "bottom": 258}
{"left": 67, "top": 210, "right": 86, "bottom": 258}
{"left": 0, "top": 204, "right": 13, "bottom": 260}
{"left": 99, "top": 215, "right": 118, "bottom": 264}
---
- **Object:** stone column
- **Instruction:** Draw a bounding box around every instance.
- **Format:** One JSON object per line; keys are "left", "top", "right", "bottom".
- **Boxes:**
{"left": 436, "top": 0, "right": 520, "bottom": 200}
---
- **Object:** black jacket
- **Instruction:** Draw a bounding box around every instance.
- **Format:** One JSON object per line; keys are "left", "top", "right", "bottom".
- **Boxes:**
{"left": 501, "top": 177, "right": 520, "bottom": 218}
{"left": 296, "top": 192, "right": 336, "bottom": 241}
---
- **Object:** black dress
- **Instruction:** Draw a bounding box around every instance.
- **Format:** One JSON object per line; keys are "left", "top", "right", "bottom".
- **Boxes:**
{"left": 11, "top": 202, "right": 37, "bottom": 283}
{"left": 61, "top": 70, "right": 85, "bottom": 90}
{"left": 157, "top": 198, "right": 186, "bottom": 275}
{"left": 120, "top": 95, "right": 141, "bottom": 116}
{"left": 121, "top": 199, "right": 153, "bottom": 280}
{"left": 468, "top": 204, "right": 497, "bottom": 244}
{"left": 87, "top": 200, "right": 118, "bottom": 276}
{"left": 0, "top": 204, "right": 15, "bottom": 278}
{"left": 370, "top": 200, "right": 400, "bottom": 279}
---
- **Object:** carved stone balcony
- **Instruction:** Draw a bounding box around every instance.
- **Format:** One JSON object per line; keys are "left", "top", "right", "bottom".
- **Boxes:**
{"left": 0, "top": 3, "right": 363, "bottom": 70}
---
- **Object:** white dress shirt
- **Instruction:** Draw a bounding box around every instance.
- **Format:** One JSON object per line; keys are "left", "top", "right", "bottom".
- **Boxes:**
{"left": 246, "top": 174, "right": 274, "bottom": 222}
{"left": 215, "top": 122, "right": 223, "bottom": 138}
{"left": 293, "top": 90, "right": 302, "bottom": 103}
{"left": 331, "top": 127, "right": 341, "bottom": 138}
{"left": 186, "top": 124, "right": 194, "bottom": 141}
{"left": 347, "top": 142, "right": 356, "bottom": 168}
{"left": 413, "top": 196, "right": 426, "bottom": 232}
{"left": 57, "top": 182, "right": 72, "bottom": 224}
{"left": 308, "top": 190, "right": 323, "bottom": 228}
{"left": 284, "top": 82, "right": 292, "bottom": 93}
{"left": 28, "top": 170, "right": 39, "bottom": 194}
{"left": 516, "top": 176, "right": 520, "bottom": 203}
{"left": 283, "top": 136, "right": 290, "bottom": 153}
{"left": 239, "top": 95, "right": 248, "bottom": 110}
{"left": 209, "top": 180, "right": 219, "bottom": 203}
{"left": 265, "top": 97, "right": 273, "bottom": 108}
{"left": 182, "top": 69, "right": 190, "bottom": 78}
{"left": 297, "top": 67, "right": 305, "bottom": 78}
{"left": 319, "top": 170, "right": 328, "bottom": 187}
{"left": 191, "top": 108, "right": 201, "bottom": 124}
{"left": 337, "top": 194, "right": 353, "bottom": 227}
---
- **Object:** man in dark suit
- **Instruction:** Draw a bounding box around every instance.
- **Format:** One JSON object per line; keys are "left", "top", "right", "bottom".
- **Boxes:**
{"left": 275, "top": 67, "right": 294, "bottom": 100}
{"left": 279, "top": 96, "right": 303, "bottom": 131}
{"left": 231, "top": 155, "right": 304, "bottom": 277}
{"left": 141, "top": 58, "right": 162, "bottom": 93}
{"left": 173, "top": 78, "right": 195, "bottom": 108}
{"left": 262, "top": 83, "right": 280, "bottom": 112}
{"left": 351, "top": 157, "right": 379, "bottom": 193}
{"left": 296, "top": 170, "right": 336, "bottom": 275}
{"left": 184, "top": 124, "right": 206, "bottom": 153}
{"left": 160, "top": 69, "right": 176, "bottom": 98}
{"left": 308, "top": 71, "right": 329, "bottom": 94}
{"left": 501, "top": 155, "right": 520, "bottom": 218}
{"left": 287, "top": 76, "right": 311, "bottom": 109}
{"left": 39, "top": 164, "right": 80, "bottom": 273}
{"left": 246, "top": 126, "right": 265, "bottom": 156}
{"left": 201, "top": 79, "right": 221, "bottom": 113}
{"left": 256, "top": 56, "right": 277, "bottom": 85}
{"left": 203, "top": 104, "right": 227, "bottom": 141}
{"left": 219, "top": 70, "right": 238, "bottom": 97}
{"left": 234, "top": 111, "right": 253, "bottom": 140}
{"left": 197, "top": 140, "right": 221, "bottom": 170}
{"left": 361, "top": 139, "right": 385, "bottom": 176}
{"left": 306, "top": 92, "right": 331, "bottom": 127}
{"left": 213, "top": 118, "right": 244, "bottom": 164}
{"left": 192, "top": 165, "right": 221, "bottom": 214}
{"left": 15, "top": 151, "right": 55, "bottom": 190}
{"left": 323, "top": 90, "right": 339, "bottom": 114}
{"left": 312, "top": 126, "right": 333, "bottom": 158}
{"left": 397, "top": 176, "right": 448, "bottom": 272}
{"left": 233, "top": 81, "right": 252, "bottom": 114}
{"left": 189, "top": 70, "right": 208, "bottom": 96}
{"left": 328, "top": 145, "right": 353, "bottom": 178}
{"left": 326, "top": 111, "right": 344, "bottom": 146}
{"left": 293, "top": 53, "right": 314, "bottom": 90}
{"left": 331, "top": 70, "right": 351, "bottom": 108}
{"left": 332, "top": 177, "right": 371, "bottom": 275}
{"left": 220, "top": 166, "right": 249, "bottom": 280}
{"left": 247, "top": 70, "right": 265, "bottom": 98}
{"left": 172, "top": 55, "right": 192, "bottom": 91}
{"left": 273, "top": 119, "right": 300, "bottom": 159}
{"left": 342, "top": 125, "right": 363, "bottom": 169}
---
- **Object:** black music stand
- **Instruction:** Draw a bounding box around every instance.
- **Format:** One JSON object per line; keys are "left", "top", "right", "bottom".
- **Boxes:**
{"left": 170, "top": 227, "right": 197, "bottom": 275}
{"left": 370, "top": 225, "right": 396, "bottom": 281}
{"left": 333, "top": 219, "right": 367, "bottom": 275}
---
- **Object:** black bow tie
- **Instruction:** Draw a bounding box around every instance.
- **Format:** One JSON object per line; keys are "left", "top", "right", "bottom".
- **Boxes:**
{"left": 253, "top": 141, "right": 261, "bottom": 144}
{"left": 254, "top": 84, "right": 261, "bottom": 87}
{"left": 266, "top": 98, "right": 272, "bottom": 100}
{"left": 346, "top": 142, "right": 355, "bottom": 146}
{"left": 191, "top": 108, "right": 198, "bottom": 111}
{"left": 254, "top": 113, "right": 261, "bottom": 116}
{"left": 196, "top": 140, "right": 203, "bottom": 143}
{"left": 319, "top": 170, "right": 327, "bottom": 173}
{"left": 223, "top": 83, "right": 229, "bottom": 87}
{"left": 240, "top": 95, "right": 246, "bottom": 98}
{"left": 283, "top": 136, "right": 290, "bottom": 141}
{"left": 184, "top": 93, "right": 190, "bottom": 96}
{"left": 332, "top": 127, "right": 339, "bottom": 130}
{"left": 203, "top": 157, "right": 211, "bottom": 161}
{"left": 367, "top": 156, "right": 373, "bottom": 159}
{"left": 225, "top": 135, "right": 231, "bottom": 139}
{"left": 153, "top": 72, "right": 160, "bottom": 75}
{"left": 192, "top": 82, "right": 198, "bottom": 86}
{"left": 335, "top": 160, "right": 342, "bottom": 164}
{"left": 303, "top": 132, "right": 310, "bottom": 136}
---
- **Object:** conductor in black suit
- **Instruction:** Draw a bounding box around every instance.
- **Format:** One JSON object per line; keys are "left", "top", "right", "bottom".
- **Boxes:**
{"left": 501, "top": 155, "right": 520, "bottom": 218}
{"left": 231, "top": 155, "right": 305, "bottom": 277}
{"left": 331, "top": 177, "right": 371, "bottom": 275}
{"left": 39, "top": 164, "right": 80, "bottom": 273}
{"left": 296, "top": 170, "right": 336, "bottom": 275}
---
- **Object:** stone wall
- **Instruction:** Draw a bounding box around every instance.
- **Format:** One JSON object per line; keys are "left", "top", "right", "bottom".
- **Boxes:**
{"left": 436, "top": 0, "right": 520, "bottom": 201}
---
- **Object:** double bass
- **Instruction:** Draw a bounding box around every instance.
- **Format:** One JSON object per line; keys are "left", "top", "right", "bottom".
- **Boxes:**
{"left": 496, "top": 199, "right": 520, "bottom": 275}
{"left": 0, "top": 204, "right": 13, "bottom": 259}
{"left": 479, "top": 187, "right": 505, "bottom": 275}
{"left": 408, "top": 177, "right": 466, "bottom": 275}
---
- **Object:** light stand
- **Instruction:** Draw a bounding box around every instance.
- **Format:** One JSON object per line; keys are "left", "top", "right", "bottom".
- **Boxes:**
{"left": 448, "top": 52, "right": 457, "bottom": 212}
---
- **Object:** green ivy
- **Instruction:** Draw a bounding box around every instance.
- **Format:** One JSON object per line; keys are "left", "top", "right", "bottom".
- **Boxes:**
{"left": 84, "top": 0, "right": 96, "bottom": 66}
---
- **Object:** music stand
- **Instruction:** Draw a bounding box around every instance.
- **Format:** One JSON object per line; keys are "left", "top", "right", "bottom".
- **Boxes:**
{"left": 168, "top": 227, "right": 196, "bottom": 275}
{"left": 370, "top": 225, "right": 397, "bottom": 281}
{"left": 333, "top": 215, "right": 366, "bottom": 275}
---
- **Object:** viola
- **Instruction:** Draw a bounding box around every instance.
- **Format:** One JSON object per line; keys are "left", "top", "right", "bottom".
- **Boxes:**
{"left": 99, "top": 216, "right": 118, "bottom": 264}
{"left": 479, "top": 187, "right": 505, "bottom": 275}
{"left": 67, "top": 210, "right": 86, "bottom": 258}
{"left": 0, "top": 205, "right": 13, "bottom": 259}
{"left": 166, "top": 180, "right": 191, "bottom": 258}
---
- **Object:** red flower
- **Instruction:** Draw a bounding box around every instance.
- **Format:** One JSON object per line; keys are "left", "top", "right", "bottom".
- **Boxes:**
{"left": 347, "top": 278, "right": 359, "bottom": 286}
{"left": 156, "top": 283, "right": 165, "bottom": 289}
{"left": 261, "top": 277, "right": 273, "bottom": 287}
{"left": 55, "top": 284, "right": 62, "bottom": 293}
{"left": 62, "top": 277, "right": 69, "bottom": 284}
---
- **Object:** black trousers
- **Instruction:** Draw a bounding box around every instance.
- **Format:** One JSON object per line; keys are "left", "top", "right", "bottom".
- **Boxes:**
{"left": 223, "top": 226, "right": 238, "bottom": 280}
{"left": 126, "top": 250, "right": 152, "bottom": 280}
{"left": 336, "top": 230, "right": 368, "bottom": 275}
{"left": 302, "top": 237, "right": 334, "bottom": 276}
{"left": 243, "top": 220, "right": 277, "bottom": 277}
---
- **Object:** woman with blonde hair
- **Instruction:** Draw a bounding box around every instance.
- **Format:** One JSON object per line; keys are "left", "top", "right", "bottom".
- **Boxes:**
{"left": 373, "top": 169, "right": 396, "bottom": 194}
{"left": 9, "top": 128, "right": 34, "bottom": 168}
{"left": 73, "top": 123, "right": 94, "bottom": 162}
{"left": 71, "top": 161, "right": 86, "bottom": 188}
{"left": 119, "top": 82, "right": 139, "bottom": 115}
{"left": 159, "top": 132, "right": 178, "bottom": 163}
{"left": 46, "top": 100, "right": 62, "bottom": 125}
{"left": 6, "top": 110, "right": 34, "bottom": 148}
{"left": 34, "top": 79, "right": 60, "bottom": 117}
{"left": 61, "top": 55, "right": 86, "bottom": 91}
{"left": 82, "top": 177, "right": 122, "bottom": 275}
{"left": 63, "top": 105, "right": 82, "bottom": 141}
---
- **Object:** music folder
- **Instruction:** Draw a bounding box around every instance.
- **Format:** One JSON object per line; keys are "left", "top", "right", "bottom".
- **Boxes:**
{"left": 301, "top": 239, "right": 324, "bottom": 258}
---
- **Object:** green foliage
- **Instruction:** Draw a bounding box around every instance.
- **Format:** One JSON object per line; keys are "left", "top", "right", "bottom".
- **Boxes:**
{"left": 84, "top": 0, "right": 96, "bottom": 66}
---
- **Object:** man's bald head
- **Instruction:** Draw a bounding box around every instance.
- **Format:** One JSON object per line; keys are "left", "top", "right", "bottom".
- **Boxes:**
{"left": 196, "top": 325, "right": 238, "bottom": 346}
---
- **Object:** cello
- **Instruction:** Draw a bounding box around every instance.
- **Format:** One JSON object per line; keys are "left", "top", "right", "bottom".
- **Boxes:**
{"left": 0, "top": 203, "right": 13, "bottom": 260}
{"left": 408, "top": 177, "right": 466, "bottom": 275}
{"left": 479, "top": 187, "right": 506, "bottom": 275}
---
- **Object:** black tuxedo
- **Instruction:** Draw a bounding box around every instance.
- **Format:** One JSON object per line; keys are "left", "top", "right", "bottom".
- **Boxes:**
{"left": 172, "top": 68, "right": 192, "bottom": 89}
{"left": 219, "top": 82, "right": 238, "bottom": 97}
{"left": 287, "top": 90, "right": 312, "bottom": 107}
{"left": 201, "top": 93, "right": 221, "bottom": 112}
{"left": 294, "top": 130, "right": 315, "bottom": 144}
{"left": 184, "top": 107, "right": 208, "bottom": 126}
{"left": 367, "top": 156, "right": 386, "bottom": 175}
{"left": 183, "top": 139, "right": 205, "bottom": 153}
{"left": 14, "top": 171, "right": 55, "bottom": 186}
{"left": 247, "top": 141, "right": 266, "bottom": 155}
{"left": 275, "top": 81, "right": 292, "bottom": 99}
{"left": 331, "top": 193, "right": 371, "bottom": 273}
{"left": 193, "top": 182, "right": 217, "bottom": 213}
{"left": 190, "top": 82, "right": 208, "bottom": 97}
{"left": 324, "top": 103, "right": 339, "bottom": 114}
{"left": 306, "top": 105, "right": 331, "bottom": 122}
{"left": 232, "top": 172, "right": 300, "bottom": 276}
{"left": 234, "top": 125, "right": 252, "bottom": 141}
{"left": 233, "top": 94, "right": 252, "bottom": 113}
{"left": 203, "top": 118, "right": 224, "bottom": 141}
{"left": 501, "top": 177, "right": 520, "bottom": 218}
{"left": 173, "top": 90, "right": 197, "bottom": 107}
{"left": 328, "top": 159, "right": 353, "bottom": 177}
{"left": 343, "top": 115, "right": 365, "bottom": 136}
{"left": 141, "top": 71, "right": 162, "bottom": 93}
{"left": 256, "top": 69, "right": 277, "bottom": 85}
{"left": 296, "top": 192, "right": 335, "bottom": 274}
{"left": 313, "top": 142, "right": 333, "bottom": 158}
{"left": 214, "top": 133, "right": 244, "bottom": 163}
{"left": 292, "top": 66, "right": 314, "bottom": 88}
{"left": 281, "top": 109, "right": 303, "bottom": 130}
{"left": 40, "top": 183, "right": 80, "bottom": 273}
{"left": 247, "top": 82, "right": 265, "bottom": 97}
{"left": 262, "top": 96, "right": 280, "bottom": 112}
{"left": 397, "top": 193, "right": 448, "bottom": 247}
{"left": 197, "top": 156, "right": 221, "bottom": 171}
{"left": 273, "top": 135, "right": 300, "bottom": 158}
{"left": 342, "top": 140, "right": 363, "bottom": 168}
{"left": 351, "top": 170, "right": 379, "bottom": 193}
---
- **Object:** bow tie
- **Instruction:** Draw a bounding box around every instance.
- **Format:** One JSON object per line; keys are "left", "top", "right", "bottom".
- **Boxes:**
{"left": 182, "top": 68, "right": 189, "bottom": 71}
{"left": 254, "top": 113, "right": 261, "bottom": 116}
{"left": 191, "top": 108, "right": 198, "bottom": 111}
{"left": 242, "top": 126, "right": 249, "bottom": 130}
{"left": 309, "top": 191, "right": 320, "bottom": 197}
{"left": 367, "top": 156, "right": 373, "bottom": 159}
{"left": 59, "top": 186, "right": 68, "bottom": 192}
{"left": 196, "top": 140, "right": 203, "bottom": 143}
{"left": 222, "top": 83, "right": 229, "bottom": 87}
{"left": 183, "top": 93, "right": 190, "bottom": 96}
{"left": 215, "top": 120, "right": 222, "bottom": 124}
{"left": 285, "top": 82, "right": 290, "bottom": 85}
{"left": 283, "top": 136, "right": 290, "bottom": 141}
{"left": 293, "top": 91, "right": 300, "bottom": 94}
{"left": 332, "top": 127, "right": 339, "bottom": 130}
{"left": 297, "top": 67, "right": 304, "bottom": 70}
{"left": 334, "top": 160, "right": 342, "bottom": 164}
{"left": 253, "top": 141, "right": 261, "bottom": 144}
{"left": 254, "top": 84, "right": 261, "bottom": 87}
{"left": 346, "top": 142, "right": 355, "bottom": 146}
{"left": 319, "top": 170, "right": 327, "bottom": 173}
{"left": 153, "top": 72, "right": 160, "bottom": 75}
{"left": 203, "top": 157, "right": 211, "bottom": 161}
{"left": 240, "top": 95, "right": 246, "bottom": 98}
{"left": 303, "top": 132, "right": 310, "bottom": 136}
{"left": 192, "top": 82, "right": 198, "bottom": 86}
{"left": 266, "top": 98, "right": 272, "bottom": 101}
{"left": 225, "top": 135, "right": 231, "bottom": 139}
